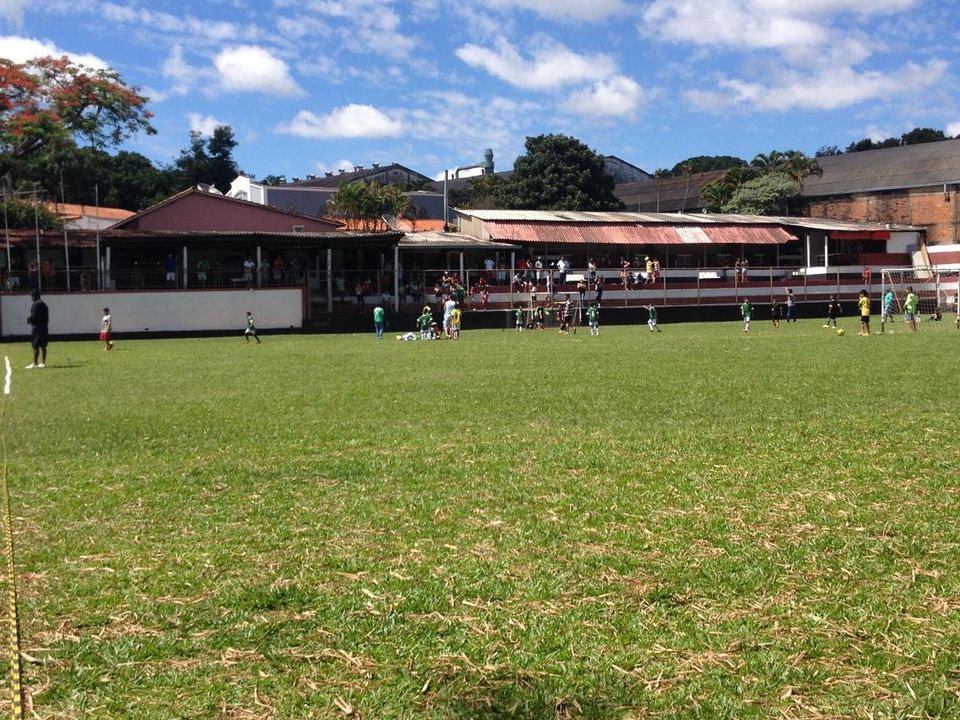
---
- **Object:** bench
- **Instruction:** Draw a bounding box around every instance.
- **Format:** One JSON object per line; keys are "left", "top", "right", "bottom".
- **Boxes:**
{"left": 698, "top": 271, "right": 722, "bottom": 281}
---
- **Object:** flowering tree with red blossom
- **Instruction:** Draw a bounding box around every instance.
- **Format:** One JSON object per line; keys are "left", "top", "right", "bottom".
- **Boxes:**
{"left": 0, "top": 56, "right": 155, "bottom": 173}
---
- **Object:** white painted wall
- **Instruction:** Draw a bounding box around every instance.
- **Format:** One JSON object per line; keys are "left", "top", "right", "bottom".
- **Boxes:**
{"left": 887, "top": 231, "right": 918, "bottom": 254}
{"left": 1, "top": 289, "right": 302, "bottom": 337}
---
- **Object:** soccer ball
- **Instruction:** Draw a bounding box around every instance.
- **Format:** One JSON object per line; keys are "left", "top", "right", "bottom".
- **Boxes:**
{"left": 836, "top": 328, "right": 845, "bottom": 336}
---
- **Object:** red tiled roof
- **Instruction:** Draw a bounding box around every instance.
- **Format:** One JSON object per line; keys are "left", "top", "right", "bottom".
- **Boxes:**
{"left": 45, "top": 203, "right": 135, "bottom": 221}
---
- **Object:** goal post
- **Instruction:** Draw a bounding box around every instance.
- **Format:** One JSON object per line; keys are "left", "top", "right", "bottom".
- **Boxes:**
{"left": 879, "top": 267, "right": 959, "bottom": 332}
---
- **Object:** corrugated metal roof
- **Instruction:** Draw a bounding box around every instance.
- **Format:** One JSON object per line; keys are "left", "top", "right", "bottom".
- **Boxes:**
{"left": 457, "top": 208, "right": 921, "bottom": 232}
{"left": 802, "top": 139, "right": 960, "bottom": 197}
{"left": 481, "top": 221, "right": 791, "bottom": 245}
{"left": 399, "top": 232, "right": 519, "bottom": 250}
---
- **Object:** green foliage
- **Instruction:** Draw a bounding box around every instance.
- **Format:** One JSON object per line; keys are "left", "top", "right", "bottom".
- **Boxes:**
{"left": 669, "top": 155, "right": 746, "bottom": 176}
{"left": 815, "top": 145, "right": 842, "bottom": 157}
{"left": 326, "top": 180, "right": 409, "bottom": 229}
{"left": 0, "top": 56, "right": 155, "bottom": 172}
{"left": 845, "top": 127, "right": 948, "bottom": 154}
{"left": 174, "top": 126, "right": 240, "bottom": 194}
{"left": 259, "top": 174, "right": 286, "bottom": 186}
{"left": 900, "top": 127, "right": 946, "bottom": 145}
{"left": 6, "top": 325, "right": 960, "bottom": 718}
{"left": 448, "top": 173, "right": 503, "bottom": 209}
{"left": 0, "top": 194, "right": 61, "bottom": 228}
{"left": 496, "top": 134, "right": 624, "bottom": 210}
{"left": 722, "top": 171, "right": 800, "bottom": 214}
{"left": 10, "top": 145, "right": 177, "bottom": 211}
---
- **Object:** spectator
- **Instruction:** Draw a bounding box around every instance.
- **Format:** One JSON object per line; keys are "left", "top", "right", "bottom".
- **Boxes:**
{"left": 25, "top": 288, "right": 49, "bottom": 368}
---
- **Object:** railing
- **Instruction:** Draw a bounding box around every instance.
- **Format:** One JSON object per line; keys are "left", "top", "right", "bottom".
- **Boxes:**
{"left": 2, "top": 264, "right": 891, "bottom": 311}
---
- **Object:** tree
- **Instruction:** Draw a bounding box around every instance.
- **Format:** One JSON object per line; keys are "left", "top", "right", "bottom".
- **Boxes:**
{"left": 0, "top": 56, "right": 155, "bottom": 175}
{"left": 750, "top": 150, "right": 786, "bottom": 172}
{"left": 174, "top": 126, "right": 240, "bottom": 194}
{"left": 815, "top": 145, "right": 842, "bottom": 157}
{"left": 496, "top": 134, "right": 623, "bottom": 211}
{"left": 900, "top": 127, "right": 946, "bottom": 145}
{"left": 259, "top": 175, "right": 286, "bottom": 186}
{"left": 11, "top": 144, "right": 176, "bottom": 210}
{"left": 722, "top": 172, "right": 800, "bottom": 215}
{"left": 846, "top": 137, "right": 900, "bottom": 153}
{"left": 669, "top": 155, "right": 746, "bottom": 176}
{"left": 782, "top": 151, "right": 822, "bottom": 189}
{"left": 448, "top": 173, "right": 504, "bottom": 210}
{"left": 0, "top": 194, "right": 61, "bottom": 229}
{"left": 699, "top": 166, "right": 759, "bottom": 212}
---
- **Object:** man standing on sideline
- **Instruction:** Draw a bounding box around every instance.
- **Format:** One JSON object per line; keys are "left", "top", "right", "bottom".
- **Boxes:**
{"left": 373, "top": 303, "right": 385, "bottom": 339}
{"left": 26, "top": 288, "right": 49, "bottom": 368}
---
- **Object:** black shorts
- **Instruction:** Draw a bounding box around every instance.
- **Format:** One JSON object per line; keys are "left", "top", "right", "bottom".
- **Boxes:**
{"left": 861, "top": 315, "right": 870, "bottom": 324}
{"left": 31, "top": 328, "right": 48, "bottom": 349}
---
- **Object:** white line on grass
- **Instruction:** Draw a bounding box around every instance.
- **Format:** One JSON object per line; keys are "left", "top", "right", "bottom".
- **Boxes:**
{"left": 3, "top": 357, "right": 9, "bottom": 395}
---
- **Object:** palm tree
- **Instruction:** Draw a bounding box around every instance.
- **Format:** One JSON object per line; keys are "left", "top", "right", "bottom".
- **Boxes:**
{"left": 699, "top": 180, "right": 733, "bottom": 212}
{"left": 653, "top": 168, "right": 670, "bottom": 212}
{"left": 751, "top": 150, "right": 786, "bottom": 172}
{"left": 783, "top": 151, "right": 823, "bottom": 188}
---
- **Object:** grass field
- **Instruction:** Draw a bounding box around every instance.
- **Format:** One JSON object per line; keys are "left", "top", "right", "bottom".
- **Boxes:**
{"left": 2, "top": 316, "right": 959, "bottom": 719}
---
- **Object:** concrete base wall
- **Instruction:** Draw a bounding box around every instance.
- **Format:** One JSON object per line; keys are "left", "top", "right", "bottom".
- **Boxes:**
{"left": 1, "top": 288, "right": 303, "bottom": 338}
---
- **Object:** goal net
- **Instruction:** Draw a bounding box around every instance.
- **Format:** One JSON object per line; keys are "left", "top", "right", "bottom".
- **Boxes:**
{"left": 879, "top": 267, "right": 960, "bottom": 330}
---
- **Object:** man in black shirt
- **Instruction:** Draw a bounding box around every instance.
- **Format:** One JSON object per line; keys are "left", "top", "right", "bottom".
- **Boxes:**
{"left": 26, "top": 288, "right": 49, "bottom": 369}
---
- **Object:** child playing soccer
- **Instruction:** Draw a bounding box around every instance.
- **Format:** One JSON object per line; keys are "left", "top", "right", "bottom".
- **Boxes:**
{"left": 450, "top": 304, "right": 462, "bottom": 340}
{"left": 100, "top": 307, "right": 114, "bottom": 350}
{"left": 858, "top": 290, "right": 871, "bottom": 336}
{"left": 417, "top": 306, "right": 433, "bottom": 340}
{"left": 515, "top": 305, "right": 525, "bottom": 332}
{"left": 587, "top": 303, "right": 599, "bottom": 336}
{"left": 741, "top": 299, "right": 752, "bottom": 332}
{"left": 645, "top": 304, "right": 661, "bottom": 332}
{"left": 771, "top": 299, "right": 781, "bottom": 328}
{"left": 824, "top": 296, "right": 842, "bottom": 328}
{"left": 244, "top": 311, "right": 261, "bottom": 343}
{"left": 881, "top": 288, "right": 895, "bottom": 331}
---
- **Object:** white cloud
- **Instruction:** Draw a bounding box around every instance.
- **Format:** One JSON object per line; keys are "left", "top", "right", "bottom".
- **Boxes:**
{"left": 0, "top": 35, "right": 108, "bottom": 68}
{"left": 277, "top": 104, "right": 403, "bottom": 139}
{"left": 187, "top": 113, "right": 224, "bottom": 137}
{"left": 562, "top": 75, "right": 647, "bottom": 118}
{"left": 946, "top": 122, "right": 960, "bottom": 139}
{"left": 456, "top": 36, "right": 617, "bottom": 90}
{"left": 161, "top": 45, "right": 209, "bottom": 96}
{"left": 313, "top": 159, "right": 355, "bottom": 174}
{"left": 0, "top": 0, "right": 24, "bottom": 26}
{"left": 642, "top": 0, "right": 826, "bottom": 50}
{"left": 684, "top": 59, "right": 947, "bottom": 112}
{"left": 100, "top": 3, "right": 259, "bottom": 44}
{"left": 641, "top": 0, "right": 918, "bottom": 54}
{"left": 479, "top": 0, "right": 630, "bottom": 20}
{"left": 864, "top": 124, "right": 894, "bottom": 142}
{"left": 214, "top": 46, "right": 304, "bottom": 97}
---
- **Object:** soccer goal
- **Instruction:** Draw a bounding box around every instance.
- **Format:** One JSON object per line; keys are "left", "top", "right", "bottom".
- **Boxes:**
{"left": 879, "top": 267, "right": 960, "bottom": 330}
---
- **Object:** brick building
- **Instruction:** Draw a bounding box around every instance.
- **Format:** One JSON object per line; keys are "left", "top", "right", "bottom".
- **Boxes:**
{"left": 801, "top": 139, "right": 960, "bottom": 246}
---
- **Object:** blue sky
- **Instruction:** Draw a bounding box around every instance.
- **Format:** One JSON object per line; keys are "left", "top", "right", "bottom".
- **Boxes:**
{"left": 2, "top": 0, "right": 958, "bottom": 181}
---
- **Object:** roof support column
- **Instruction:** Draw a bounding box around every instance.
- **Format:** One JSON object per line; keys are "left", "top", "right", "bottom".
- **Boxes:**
{"left": 256, "top": 246, "right": 262, "bottom": 288}
{"left": 805, "top": 234, "right": 811, "bottom": 269}
{"left": 326, "top": 248, "right": 333, "bottom": 316}
{"left": 823, "top": 234, "right": 829, "bottom": 268}
{"left": 182, "top": 246, "right": 188, "bottom": 289}
{"left": 394, "top": 245, "right": 400, "bottom": 312}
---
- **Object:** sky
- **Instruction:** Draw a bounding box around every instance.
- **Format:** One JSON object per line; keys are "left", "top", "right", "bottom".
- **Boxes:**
{"left": 2, "top": 0, "right": 959, "bottom": 182}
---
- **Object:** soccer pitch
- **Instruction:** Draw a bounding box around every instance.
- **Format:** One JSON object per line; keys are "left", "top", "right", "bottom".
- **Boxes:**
{"left": 2, "top": 318, "right": 959, "bottom": 719}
